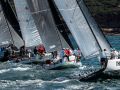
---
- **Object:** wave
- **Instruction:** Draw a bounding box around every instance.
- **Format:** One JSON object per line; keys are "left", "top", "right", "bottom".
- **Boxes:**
{"left": 12, "top": 67, "right": 31, "bottom": 71}
{"left": 0, "top": 67, "right": 31, "bottom": 74}
{"left": 52, "top": 77, "right": 70, "bottom": 83}
{"left": 0, "top": 69, "right": 10, "bottom": 74}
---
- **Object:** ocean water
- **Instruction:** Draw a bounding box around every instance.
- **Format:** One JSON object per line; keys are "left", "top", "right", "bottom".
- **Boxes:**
{"left": 0, "top": 35, "right": 120, "bottom": 90}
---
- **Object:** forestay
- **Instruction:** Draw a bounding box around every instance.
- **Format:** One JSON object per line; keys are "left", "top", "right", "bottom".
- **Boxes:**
{"left": 53, "top": 0, "right": 100, "bottom": 58}
{"left": 14, "top": 0, "right": 42, "bottom": 47}
{"left": 27, "top": 0, "right": 63, "bottom": 52}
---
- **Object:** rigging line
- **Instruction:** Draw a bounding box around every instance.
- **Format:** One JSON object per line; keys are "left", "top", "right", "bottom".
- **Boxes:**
{"left": 76, "top": 0, "right": 102, "bottom": 52}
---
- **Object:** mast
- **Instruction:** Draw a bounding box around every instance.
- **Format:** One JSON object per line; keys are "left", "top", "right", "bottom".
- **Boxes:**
{"left": 76, "top": 0, "right": 102, "bottom": 52}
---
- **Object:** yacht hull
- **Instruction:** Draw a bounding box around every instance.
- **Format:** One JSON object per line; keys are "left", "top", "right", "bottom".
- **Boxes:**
{"left": 105, "top": 59, "right": 120, "bottom": 72}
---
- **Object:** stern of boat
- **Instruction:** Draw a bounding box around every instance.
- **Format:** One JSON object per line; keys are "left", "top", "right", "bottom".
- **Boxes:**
{"left": 105, "top": 59, "right": 120, "bottom": 72}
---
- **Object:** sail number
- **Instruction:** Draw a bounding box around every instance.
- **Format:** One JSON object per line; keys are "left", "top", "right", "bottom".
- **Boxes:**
{"left": 116, "top": 61, "right": 120, "bottom": 66}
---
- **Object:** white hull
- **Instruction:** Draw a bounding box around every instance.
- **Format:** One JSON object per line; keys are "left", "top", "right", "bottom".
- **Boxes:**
{"left": 44, "top": 60, "right": 81, "bottom": 70}
{"left": 105, "top": 59, "right": 120, "bottom": 72}
{"left": 44, "top": 55, "right": 81, "bottom": 70}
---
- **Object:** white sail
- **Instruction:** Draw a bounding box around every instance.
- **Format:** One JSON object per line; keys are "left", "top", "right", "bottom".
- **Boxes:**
{"left": 78, "top": 0, "right": 111, "bottom": 52}
{"left": 14, "top": 0, "right": 42, "bottom": 47}
{"left": 57, "top": 30, "right": 71, "bottom": 49}
{"left": 53, "top": 0, "right": 100, "bottom": 58}
{"left": 27, "top": 0, "right": 63, "bottom": 52}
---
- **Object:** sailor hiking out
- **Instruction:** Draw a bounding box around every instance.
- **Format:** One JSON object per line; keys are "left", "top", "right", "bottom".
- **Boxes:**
{"left": 100, "top": 49, "right": 110, "bottom": 69}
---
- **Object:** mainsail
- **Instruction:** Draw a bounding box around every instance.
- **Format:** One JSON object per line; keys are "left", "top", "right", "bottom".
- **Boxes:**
{"left": 0, "top": 4, "right": 24, "bottom": 48}
{"left": 53, "top": 0, "right": 111, "bottom": 59}
{"left": 14, "top": 0, "right": 42, "bottom": 47}
{"left": 27, "top": 0, "right": 64, "bottom": 52}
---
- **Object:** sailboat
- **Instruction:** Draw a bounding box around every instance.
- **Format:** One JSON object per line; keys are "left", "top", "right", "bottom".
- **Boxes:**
{"left": 52, "top": 0, "right": 120, "bottom": 72}
{"left": 26, "top": 0, "right": 81, "bottom": 69}
{"left": 0, "top": 2, "right": 24, "bottom": 62}
{"left": 11, "top": 0, "right": 45, "bottom": 64}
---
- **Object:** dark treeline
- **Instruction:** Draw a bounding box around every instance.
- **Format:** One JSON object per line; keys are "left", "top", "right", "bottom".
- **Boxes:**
{"left": 85, "top": 0, "right": 120, "bottom": 30}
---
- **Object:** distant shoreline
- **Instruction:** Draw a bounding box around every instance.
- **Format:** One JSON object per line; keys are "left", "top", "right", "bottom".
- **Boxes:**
{"left": 102, "top": 28, "right": 120, "bottom": 36}
{"left": 104, "top": 33, "right": 120, "bottom": 36}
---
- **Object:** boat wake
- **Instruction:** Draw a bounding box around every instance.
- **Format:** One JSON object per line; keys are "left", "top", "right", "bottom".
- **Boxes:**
{"left": 52, "top": 77, "right": 70, "bottom": 83}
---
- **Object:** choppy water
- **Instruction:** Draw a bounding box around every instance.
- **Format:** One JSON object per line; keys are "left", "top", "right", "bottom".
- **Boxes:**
{"left": 0, "top": 35, "right": 120, "bottom": 90}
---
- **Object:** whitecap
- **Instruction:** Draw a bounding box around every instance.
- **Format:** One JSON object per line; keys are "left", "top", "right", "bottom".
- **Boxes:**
{"left": 0, "top": 69, "right": 10, "bottom": 74}
{"left": 52, "top": 77, "right": 70, "bottom": 83}
{"left": 12, "top": 67, "right": 31, "bottom": 71}
{"left": 79, "top": 65, "right": 86, "bottom": 70}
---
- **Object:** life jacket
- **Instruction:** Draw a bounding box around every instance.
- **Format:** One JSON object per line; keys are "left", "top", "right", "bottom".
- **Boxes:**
{"left": 64, "top": 49, "right": 71, "bottom": 56}
{"left": 37, "top": 45, "right": 45, "bottom": 54}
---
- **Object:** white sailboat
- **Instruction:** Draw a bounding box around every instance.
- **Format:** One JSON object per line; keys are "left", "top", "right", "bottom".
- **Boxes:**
{"left": 27, "top": 0, "right": 81, "bottom": 69}
{"left": 13, "top": 0, "right": 43, "bottom": 64}
{"left": 53, "top": 0, "right": 120, "bottom": 72}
